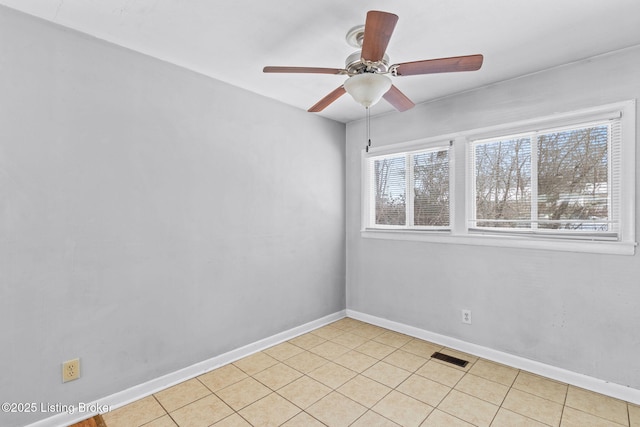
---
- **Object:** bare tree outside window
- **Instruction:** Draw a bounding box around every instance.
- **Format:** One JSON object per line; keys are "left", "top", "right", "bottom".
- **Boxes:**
{"left": 474, "top": 125, "right": 610, "bottom": 231}
{"left": 537, "top": 126, "right": 609, "bottom": 230}
{"left": 364, "top": 103, "right": 631, "bottom": 251}
{"left": 374, "top": 156, "right": 406, "bottom": 225}
{"left": 414, "top": 151, "right": 449, "bottom": 226}
{"left": 372, "top": 148, "right": 450, "bottom": 228}
{"left": 475, "top": 138, "right": 531, "bottom": 228}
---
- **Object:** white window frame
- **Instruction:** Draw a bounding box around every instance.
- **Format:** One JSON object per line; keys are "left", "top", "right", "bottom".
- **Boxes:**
{"left": 362, "top": 137, "right": 454, "bottom": 232}
{"left": 361, "top": 100, "right": 636, "bottom": 255}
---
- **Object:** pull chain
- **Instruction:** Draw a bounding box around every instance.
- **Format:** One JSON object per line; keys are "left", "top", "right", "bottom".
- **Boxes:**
{"left": 365, "top": 107, "right": 372, "bottom": 152}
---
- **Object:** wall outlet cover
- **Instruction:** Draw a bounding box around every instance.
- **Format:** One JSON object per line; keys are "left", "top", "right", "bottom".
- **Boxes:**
{"left": 62, "top": 358, "right": 80, "bottom": 382}
{"left": 462, "top": 309, "right": 472, "bottom": 324}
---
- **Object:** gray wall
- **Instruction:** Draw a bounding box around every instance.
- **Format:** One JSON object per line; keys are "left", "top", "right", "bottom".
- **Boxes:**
{"left": 346, "top": 46, "right": 640, "bottom": 389}
{"left": 0, "top": 7, "right": 345, "bottom": 426}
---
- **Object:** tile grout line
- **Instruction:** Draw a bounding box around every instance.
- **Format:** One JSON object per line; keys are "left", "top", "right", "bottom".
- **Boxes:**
{"left": 103, "top": 318, "right": 636, "bottom": 427}
{"left": 426, "top": 356, "right": 470, "bottom": 426}
{"left": 557, "top": 376, "right": 569, "bottom": 427}
{"left": 224, "top": 342, "right": 346, "bottom": 426}
{"left": 149, "top": 394, "right": 175, "bottom": 427}
{"left": 326, "top": 322, "right": 633, "bottom": 427}
{"left": 287, "top": 326, "right": 413, "bottom": 426}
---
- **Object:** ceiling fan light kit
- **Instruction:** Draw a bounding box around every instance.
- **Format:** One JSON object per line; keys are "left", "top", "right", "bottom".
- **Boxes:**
{"left": 343, "top": 73, "right": 392, "bottom": 108}
{"left": 263, "top": 10, "right": 483, "bottom": 113}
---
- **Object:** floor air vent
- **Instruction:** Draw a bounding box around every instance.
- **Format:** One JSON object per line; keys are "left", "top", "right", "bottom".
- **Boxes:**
{"left": 431, "top": 352, "right": 469, "bottom": 367}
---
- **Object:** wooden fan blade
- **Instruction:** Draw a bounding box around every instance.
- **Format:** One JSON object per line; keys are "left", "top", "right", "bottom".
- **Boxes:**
{"left": 383, "top": 85, "right": 415, "bottom": 112}
{"left": 393, "top": 54, "right": 484, "bottom": 76}
{"left": 361, "top": 11, "right": 399, "bottom": 62}
{"left": 263, "top": 66, "right": 346, "bottom": 75}
{"left": 308, "top": 86, "right": 346, "bottom": 112}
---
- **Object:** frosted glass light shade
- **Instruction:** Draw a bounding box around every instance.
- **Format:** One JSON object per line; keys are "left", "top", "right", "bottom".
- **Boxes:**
{"left": 344, "top": 73, "right": 392, "bottom": 108}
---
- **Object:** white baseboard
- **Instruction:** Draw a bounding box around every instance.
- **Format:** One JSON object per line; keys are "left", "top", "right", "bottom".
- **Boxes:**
{"left": 346, "top": 309, "right": 640, "bottom": 405}
{"left": 25, "top": 310, "right": 346, "bottom": 427}
{"left": 26, "top": 307, "right": 639, "bottom": 427}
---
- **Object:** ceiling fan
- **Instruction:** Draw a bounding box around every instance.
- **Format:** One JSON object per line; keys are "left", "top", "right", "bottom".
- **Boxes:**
{"left": 263, "top": 10, "right": 484, "bottom": 113}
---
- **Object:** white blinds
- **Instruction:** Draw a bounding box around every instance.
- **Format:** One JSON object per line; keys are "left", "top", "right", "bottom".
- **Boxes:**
{"left": 372, "top": 154, "right": 406, "bottom": 226}
{"left": 413, "top": 150, "right": 450, "bottom": 227}
{"left": 469, "top": 117, "right": 621, "bottom": 239}
{"left": 367, "top": 145, "right": 451, "bottom": 229}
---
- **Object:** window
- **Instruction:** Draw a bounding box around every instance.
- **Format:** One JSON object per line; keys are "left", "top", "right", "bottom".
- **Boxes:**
{"left": 362, "top": 101, "right": 636, "bottom": 255}
{"left": 366, "top": 144, "right": 451, "bottom": 230}
{"left": 469, "top": 120, "right": 618, "bottom": 240}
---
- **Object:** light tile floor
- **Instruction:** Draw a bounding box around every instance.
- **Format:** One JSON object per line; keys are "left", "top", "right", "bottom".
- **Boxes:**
{"left": 101, "top": 318, "right": 640, "bottom": 427}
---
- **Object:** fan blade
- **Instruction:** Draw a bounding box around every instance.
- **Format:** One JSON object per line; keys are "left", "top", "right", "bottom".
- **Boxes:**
{"left": 361, "top": 11, "right": 399, "bottom": 62}
{"left": 263, "top": 66, "right": 346, "bottom": 75}
{"left": 383, "top": 85, "right": 415, "bottom": 112}
{"left": 393, "top": 54, "right": 484, "bottom": 76}
{"left": 308, "top": 86, "right": 346, "bottom": 112}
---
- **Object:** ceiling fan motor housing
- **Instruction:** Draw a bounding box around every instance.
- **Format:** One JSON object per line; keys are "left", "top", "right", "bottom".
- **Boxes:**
{"left": 345, "top": 51, "right": 389, "bottom": 75}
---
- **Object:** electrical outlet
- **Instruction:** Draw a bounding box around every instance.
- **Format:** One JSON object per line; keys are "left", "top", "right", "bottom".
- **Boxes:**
{"left": 461, "top": 309, "right": 472, "bottom": 324}
{"left": 62, "top": 358, "right": 80, "bottom": 383}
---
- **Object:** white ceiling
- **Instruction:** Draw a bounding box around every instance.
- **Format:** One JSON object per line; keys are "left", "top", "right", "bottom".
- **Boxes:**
{"left": 3, "top": 0, "right": 640, "bottom": 123}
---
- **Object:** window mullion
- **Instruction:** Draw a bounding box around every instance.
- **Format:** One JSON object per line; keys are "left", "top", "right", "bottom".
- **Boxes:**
{"left": 406, "top": 153, "right": 414, "bottom": 227}
{"left": 607, "top": 122, "right": 615, "bottom": 234}
{"left": 531, "top": 133, "right": 538, "bottom": 231}
{"left": 468, "top": 141, "right": 477, "bottom": 230}
{"left": 368, "top": 158, "right": 376, "bottom": 228}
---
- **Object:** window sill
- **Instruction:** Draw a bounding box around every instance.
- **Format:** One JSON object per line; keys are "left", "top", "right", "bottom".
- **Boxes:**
{"left": 361, "top": 229, "right": 637, "bottom": 255}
